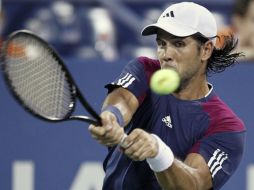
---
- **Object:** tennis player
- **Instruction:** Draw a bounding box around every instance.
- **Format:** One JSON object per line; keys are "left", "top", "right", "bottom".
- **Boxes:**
{"left": 89, "top": 2, "right": 246, "bottom": 190}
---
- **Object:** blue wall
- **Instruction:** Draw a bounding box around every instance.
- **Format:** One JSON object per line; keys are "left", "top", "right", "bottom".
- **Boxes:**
{"left": 0, "top": 59, "right": 253, "bottom": 190}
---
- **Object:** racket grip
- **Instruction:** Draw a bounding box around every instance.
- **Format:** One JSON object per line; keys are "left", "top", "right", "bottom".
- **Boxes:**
{"left": 119, "top": 133, "right": 129, "bottom": 148}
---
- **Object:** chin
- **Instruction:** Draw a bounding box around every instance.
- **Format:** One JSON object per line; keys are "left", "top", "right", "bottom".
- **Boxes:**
{"left": 165, "top": 67, "right": 179, "bottom": 75}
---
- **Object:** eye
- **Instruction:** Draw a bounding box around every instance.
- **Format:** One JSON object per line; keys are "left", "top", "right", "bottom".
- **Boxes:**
{"left": 156, "top": 39, "right": 166, "bottom": 47}
{"left": 173, "top": 40, "right": 185, "bottom": 47}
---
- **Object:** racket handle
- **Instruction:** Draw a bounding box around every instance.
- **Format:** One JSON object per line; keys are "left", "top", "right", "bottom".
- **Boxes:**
{"left": 69, "top": 115, "right": 102, "bottom": 126}
{"left": 119, "top": 133, "right": 129, "bottom": 148}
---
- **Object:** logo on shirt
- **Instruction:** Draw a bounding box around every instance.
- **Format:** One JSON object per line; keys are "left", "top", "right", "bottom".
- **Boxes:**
{"left": 208, "top": 149, "right": 228, "bottom": 178}
{"left": 162, "top": 115, "right": 173, "bottom": 128}
{"left": 113, "top": 73, "right": 136, "bottom": 88}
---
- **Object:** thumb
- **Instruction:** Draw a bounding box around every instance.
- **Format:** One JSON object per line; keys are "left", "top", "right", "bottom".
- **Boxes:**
{"left": 101, "top": 112, "right": 116, "bottom": 129}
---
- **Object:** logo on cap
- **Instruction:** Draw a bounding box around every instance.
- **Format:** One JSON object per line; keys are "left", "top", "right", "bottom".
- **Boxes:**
{"left": 163, "top": 11, "right": 175, "bottom": 18}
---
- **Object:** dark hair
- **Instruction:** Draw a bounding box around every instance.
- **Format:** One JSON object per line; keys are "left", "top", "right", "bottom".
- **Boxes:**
{"left": 191, "top": 33, "right": 243, "bottom": 75}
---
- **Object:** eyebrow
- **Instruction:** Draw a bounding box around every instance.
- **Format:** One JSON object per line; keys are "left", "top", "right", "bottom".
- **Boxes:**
{"left": 156, "top": 36, "right": 186, "bottom": 41}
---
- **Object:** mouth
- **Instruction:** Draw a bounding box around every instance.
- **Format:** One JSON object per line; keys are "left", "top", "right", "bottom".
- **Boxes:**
{"left": 161, "top": 62, "right": 177, "bottom": 70}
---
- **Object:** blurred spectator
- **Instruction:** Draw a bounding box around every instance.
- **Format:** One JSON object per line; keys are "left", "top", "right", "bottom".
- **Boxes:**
{"left": 25, "top": 8, "right": 58, "bottom": 43}
{"left": 51, "top": 1, "right": 82, "bottom": 45}
{"left": 23, "top": 2, "right": 118, "bottom": 61}
{"left": 25, "top": 1, "right": 83, "bottom": 57}
{"left": 87, "top": 7, "right": 118, "bottom": 61}
{"left": 232, "top": 0, "right": 254, "bottom": 60}
{"left": 217, "top": 0, "right": 254, "bottom": 61}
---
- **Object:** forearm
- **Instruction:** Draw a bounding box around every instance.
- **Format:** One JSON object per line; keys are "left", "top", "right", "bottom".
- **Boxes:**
{"left": 146, "top": 135, "right": 212, "bottom": 190}
{"left": 102, "top": 88, "right": 138, "bottom": 126}
{"left": 155, "top": 159, "right": 201, "bottom": 190}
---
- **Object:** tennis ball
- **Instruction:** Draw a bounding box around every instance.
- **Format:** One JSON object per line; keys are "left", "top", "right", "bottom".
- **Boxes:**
{"left": 150, "top": 69, "right": 180, "bottom": 95}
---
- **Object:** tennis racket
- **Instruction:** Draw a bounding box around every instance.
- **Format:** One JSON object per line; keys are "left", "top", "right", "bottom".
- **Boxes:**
{"left": 1, "top": 30, "right": 102, "bottom": 126}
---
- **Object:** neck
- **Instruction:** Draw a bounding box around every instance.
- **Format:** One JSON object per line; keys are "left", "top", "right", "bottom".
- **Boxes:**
{"left": 173, "top": 74, "right": 209, "bottom": 100}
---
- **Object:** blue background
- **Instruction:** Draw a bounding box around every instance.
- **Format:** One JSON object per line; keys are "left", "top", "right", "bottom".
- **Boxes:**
{"left": 0, "top": 58, "right": 253, "bottom": 190}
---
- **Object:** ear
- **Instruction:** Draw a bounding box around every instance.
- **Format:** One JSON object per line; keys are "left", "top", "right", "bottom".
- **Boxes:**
{"left": 200, "top": 41, "right": 214, "bottom": 62}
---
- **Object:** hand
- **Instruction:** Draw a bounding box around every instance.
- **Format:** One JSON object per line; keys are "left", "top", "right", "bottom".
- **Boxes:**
{"left": 121, "top": 129, "right": 158, "bottom": 161}
{"left": 88, "top": 111, "right": 125, "bottom": 147}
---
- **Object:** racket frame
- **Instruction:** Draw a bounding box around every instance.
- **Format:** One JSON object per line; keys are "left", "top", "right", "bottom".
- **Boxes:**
{"left": 1, "top": 30, "right": 102, "bottom": 126}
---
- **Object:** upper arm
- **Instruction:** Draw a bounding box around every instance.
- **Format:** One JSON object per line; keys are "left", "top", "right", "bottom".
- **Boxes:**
{"left": 103, "top": 57, "right": 159, "bottom": 125}
{"left": 184, "top": 153, "right": 213, "bottom": 189}
{"left": 189, "top": 131, "right": 246, "bottom": 190}
{"left": 154, "top": 152, "right": 213, "bottom": 190}
{"left": 105, "top": 57, "right": 160, "bottom": 104}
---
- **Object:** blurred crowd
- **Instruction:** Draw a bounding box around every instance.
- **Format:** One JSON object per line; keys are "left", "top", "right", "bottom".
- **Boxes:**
{"left": 1, "top": 0, "right": 254, "bottom": 62}
{"left": 217, "top": 0, "right": 254, "bottom": 61}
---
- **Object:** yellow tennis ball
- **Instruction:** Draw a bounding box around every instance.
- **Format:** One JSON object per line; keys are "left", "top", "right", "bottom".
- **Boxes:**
{"left": 150, "top": 69, "right": 180, "bottom": 95}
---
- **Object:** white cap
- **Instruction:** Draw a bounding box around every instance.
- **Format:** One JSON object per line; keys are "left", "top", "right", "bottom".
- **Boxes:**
{"left": 141, "top": 2, "right": 217, "bottom": 45}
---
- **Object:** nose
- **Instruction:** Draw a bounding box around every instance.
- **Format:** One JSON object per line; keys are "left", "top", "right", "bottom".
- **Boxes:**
{"left": 160, "top": 46, "right": 173, "bottom": 62}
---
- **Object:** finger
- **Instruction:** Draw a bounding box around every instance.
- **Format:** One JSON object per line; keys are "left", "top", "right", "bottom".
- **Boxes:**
{"left": 103, "top": 128, "right": 125, "bottom": 145}
{"left": 123, "top": 133, "right": 158, "bottom": 160}
{"left": 90, "top": 125, "right": 124, "bottom": 145}
{"left": 91, "top": 134, "right": 99, "bottom": 140}
{"left": 133, "top": 135, "right": 158, "bottom": 160}
{"left": 119, "top": 134, "right": 128, "bottom": 148}
{"left": 88, "top": 125, "right": 107, "bottom": 136}
{"left": 101, "top": 111, "right": 116, "bottom": 128}
{"left": 133, "top": 146, "right": 155, "bottom": 161}
{"left": 122, "top": 128, "right": 143, "bottom": 147}
{"left": 96, "top": 139, "right": 114, "bottom": 147}
{"left": 124, "top": 138, "right": 145, "bottom": 157}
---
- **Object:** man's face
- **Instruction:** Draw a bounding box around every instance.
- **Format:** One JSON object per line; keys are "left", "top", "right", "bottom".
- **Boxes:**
{"left": 156, "top": 29, "right": 204, "bottom": 90}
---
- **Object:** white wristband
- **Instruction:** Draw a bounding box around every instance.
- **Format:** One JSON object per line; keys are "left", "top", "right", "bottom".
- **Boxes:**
{"left": 146, "top": 134, "right": 174, "bottom": 172}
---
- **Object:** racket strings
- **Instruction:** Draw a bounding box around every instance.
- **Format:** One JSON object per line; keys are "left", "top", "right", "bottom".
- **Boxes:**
{"left": 4, "top": 35, "right": 74, "bottom": 120}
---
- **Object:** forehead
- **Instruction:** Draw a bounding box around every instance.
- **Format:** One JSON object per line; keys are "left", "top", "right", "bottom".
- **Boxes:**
{"left": 156, "top": 29, "right": 190, "bottom": 40}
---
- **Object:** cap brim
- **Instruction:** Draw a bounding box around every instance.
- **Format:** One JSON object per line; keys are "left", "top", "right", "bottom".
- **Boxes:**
{"left": 141, "top": 21, "right": 197, "bottom": 37}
